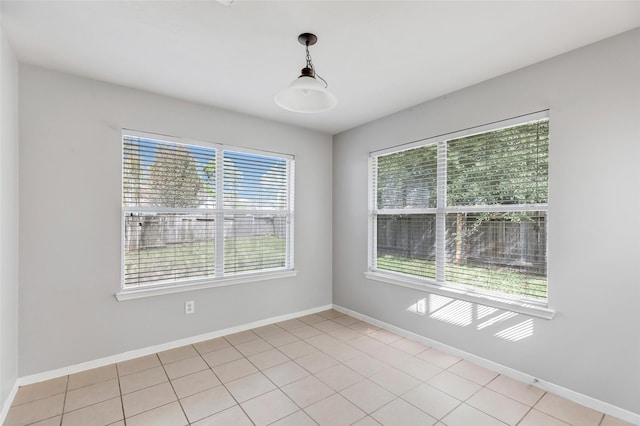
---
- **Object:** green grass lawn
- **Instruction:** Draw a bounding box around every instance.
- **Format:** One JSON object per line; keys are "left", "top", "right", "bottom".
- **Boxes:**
{"left": 125, "top": 236, "right": 286, "bottom": 286}
{"left": 377, "top": 254, "right": 547, "bottom": 301}
{"left": 124, "top": 241, "right": 216, "bottom": 286}
{"left": 225, "top": 235, "right": 286, "bottom": 274}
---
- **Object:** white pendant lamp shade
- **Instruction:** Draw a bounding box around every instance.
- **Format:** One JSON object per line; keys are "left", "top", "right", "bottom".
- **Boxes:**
{"left": 275, "top": 76, "right": 337, "bottom": 113}
{"left": 275, "top": 33, "right": 337, "bottom": 113}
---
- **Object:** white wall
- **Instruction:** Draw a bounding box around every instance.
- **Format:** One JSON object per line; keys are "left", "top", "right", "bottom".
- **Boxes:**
{"left": 0, "top": 25, "right": 20, "bottom": 412}
{"left": 333, "top": 28, "right": 640, "bottom": 414}
{"left": 18, "top": 65, "right": 333, "bottom": 376}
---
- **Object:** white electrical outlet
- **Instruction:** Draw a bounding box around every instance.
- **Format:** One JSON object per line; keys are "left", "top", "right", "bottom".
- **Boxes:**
{"left": 185, "top": 300, "right": 195, "bottom": 315}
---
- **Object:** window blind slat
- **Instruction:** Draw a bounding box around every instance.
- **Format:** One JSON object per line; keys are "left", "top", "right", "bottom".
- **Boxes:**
{"left": 447, "top": 120, "right": 549, "bottom": 206}
{"left": 376, "top": 144, "right": 438, "bottom": 209}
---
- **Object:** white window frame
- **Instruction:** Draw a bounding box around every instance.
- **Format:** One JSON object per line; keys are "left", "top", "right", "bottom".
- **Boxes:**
{"left": 117, "top": 130, "right": 296, "bottom": 300}
{"left": 366, "top": 111, "right": 554, "bottom": 319}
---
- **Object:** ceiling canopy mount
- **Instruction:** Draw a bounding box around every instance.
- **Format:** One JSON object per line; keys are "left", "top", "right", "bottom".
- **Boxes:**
{"left": 298, "top": 33, "right": 317, "bottom": 46}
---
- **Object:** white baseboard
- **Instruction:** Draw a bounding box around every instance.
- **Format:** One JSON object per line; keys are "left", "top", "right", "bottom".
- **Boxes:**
{"left": 332, "top": 304, "right": 640, "bottom": 426}
{"left": 17, "top": 304, "right": 332, "bottom": 387}
{"left": 1, "top": 381, "right": 19, "bottom": 425}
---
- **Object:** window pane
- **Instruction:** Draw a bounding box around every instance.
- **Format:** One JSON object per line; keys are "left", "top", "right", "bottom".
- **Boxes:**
{"left": 444, "top": 212, "right": 547, "bottom": 300}
{"left": 224, "top": 151, "right": 288, "bottom": 210}
{"left": 376, "top": 145, "right": 438, "bottom": 209}
{"left": 123, "top": 136, "right": 216, "bottom": 209}
{"left": 447, "top": 120, "right": 548, "bottom": 206}
{"left": 124, "top": 212, "right": 216, "bottom": 287}
{"left": 376, "top": 214, "right": 436, "bottom": 279}
{"left": 224, "top": 213, "right": 288, "bottom": 275}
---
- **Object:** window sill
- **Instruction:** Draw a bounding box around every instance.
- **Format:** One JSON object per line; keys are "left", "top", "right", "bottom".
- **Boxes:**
{"left": 364, "top": 271, "right": 555, "bottom": 320}
{"left": 116, "top": 270, "right": 298, "bottom": 301}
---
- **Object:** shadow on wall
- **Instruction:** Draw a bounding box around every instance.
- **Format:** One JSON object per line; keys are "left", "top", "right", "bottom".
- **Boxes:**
{"left": 407, "top": 295, "right": 534, "bottom": 342}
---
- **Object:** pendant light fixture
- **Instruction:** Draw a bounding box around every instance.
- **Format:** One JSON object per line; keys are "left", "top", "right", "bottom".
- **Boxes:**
{"left": 275, "top": 33, "right": 337, "bottom": 113}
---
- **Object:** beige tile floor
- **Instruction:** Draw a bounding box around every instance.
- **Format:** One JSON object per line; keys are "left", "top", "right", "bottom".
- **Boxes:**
{"left": 4, "top": 310, "right": 635, "bottom": 426}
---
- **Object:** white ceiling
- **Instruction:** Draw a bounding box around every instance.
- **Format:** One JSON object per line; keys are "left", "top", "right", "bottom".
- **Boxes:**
{"left": 2, "top": 1, "right": 639, "bottom": 134}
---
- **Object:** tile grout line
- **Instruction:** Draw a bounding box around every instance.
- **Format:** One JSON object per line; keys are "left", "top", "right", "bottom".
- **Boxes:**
{"left": 241, "top": 323, "right": 352, "bottom": 424}
{"left": 301, "top": 317, "right": 527, "bottom": 425}
{"left": 113, "top": 362, "right": 126, "bottom": 426}
{"left": 320, "top": 321, "right": 452, "bottom": 422}
{"left": 230, "top": 322, "right": 313, "bottom": 425}
{"left": 277, "top": 316, "right": 405, "bottom": 424}
{"left": 58, "top": 374, "right": 70, "bottom": 426}
{"left": 433, "top": 359, "right": 487, "bottom": 422}
{"left": 215, "top": 349, "right": 259, "bottom": 426}
{"left": 195, "top": 336, "right": 257, "bottom": 416}
{"left": 194, "top": 330, "right": 312, "bottom": 424}
{"left": 118, "top": 352, "right": 186, "bottom": 424}
{"left": 159, "top": 348, "right": 194, "bottom": 425}
{"left": 270, "top": 320, "right": 344, "bottom": 425}
{"left": 515, "top": 406, "right": 536, "bottom": 426}
{"left": 497, "top": 373, "right": 549, "bottom": 426}
{"left": 484, "top": 372, "right": 548, "bottom": 410}
{"left": 530, "top": 392, "right": 586, "bottom": 426}
{"left": 243, "top": 318, "right": 365, "bottom": 424}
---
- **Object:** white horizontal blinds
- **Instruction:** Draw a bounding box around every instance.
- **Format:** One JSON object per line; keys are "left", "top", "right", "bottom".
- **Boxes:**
{"left": 369, "top": 115, "right": 549, "bottom": 303}
{"left": 223, "top": 150, "right": 288, "bottom": 209}
{"left": 285, "top": 161, "right": 295, "bottom": 270}
{"left": 369, "top": 157, "right": 379, "bottom": 269}
{"left": 376, "top": 214, "right": 437, "bottom": 279}
{"left": 223, "top": 213, "right": 289, "bottom": 274}
{"left": 122, "top": 134, "right": 294, "bottom": 289}
{"left": 222, "top": 150, "right": 291, "bottom": 275}
{"left": 373, "top": 145, "right": 437, "bottom": 277}
{"left": 444, "top": 119, "right": 548, "bottom": 301}
{"left": 446, "top": 120, "right": 549, "bottom": 206}
{"left": 123, "top": 135, "right": 217, "bottom": 288}
{"left": 444, "top": 212, "right": 547, "bottom": 300}
{"left": 376, "top": 145, "right": 438, "bottom": 209}
{"left": 123, "top": 136, "right": 217, "bottom": 209}
{"left": 123, "top": 213, "right": 216, "bottom": 286}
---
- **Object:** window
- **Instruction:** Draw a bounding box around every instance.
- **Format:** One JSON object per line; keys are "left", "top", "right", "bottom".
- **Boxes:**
{"left": 369, "top": 113, "right": 549, "bottom": 306}
{"left": 122, "top": 131, "right": 294, "bottom": 292}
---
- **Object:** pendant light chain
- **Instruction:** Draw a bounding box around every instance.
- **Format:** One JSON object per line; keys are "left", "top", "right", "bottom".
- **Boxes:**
{"left": 305, "top": 43, "right": 314, "bottom": 70}
{"left": 305, "top": 42, "right": 329, "bottom": 89}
